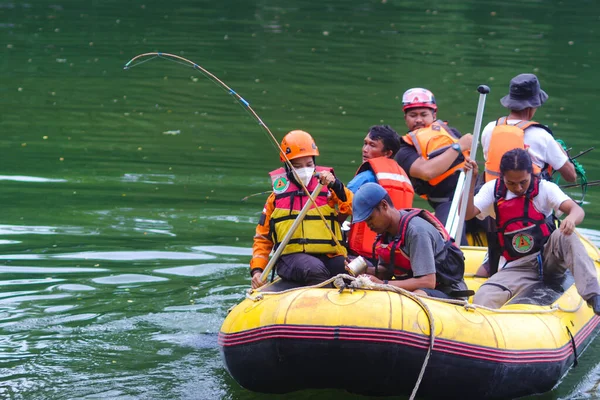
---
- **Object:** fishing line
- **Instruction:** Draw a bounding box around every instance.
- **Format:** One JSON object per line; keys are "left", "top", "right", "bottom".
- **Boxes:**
{"left": 241, "top": 190, "right": 272, "bottom": 202}
{"left": 124, "top": 52, "right": 345, "bottom": 251}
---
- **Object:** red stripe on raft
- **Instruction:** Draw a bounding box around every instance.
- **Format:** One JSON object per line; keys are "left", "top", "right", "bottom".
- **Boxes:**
{"left": 218, "top": 315, "right": 600, "bottom": 364}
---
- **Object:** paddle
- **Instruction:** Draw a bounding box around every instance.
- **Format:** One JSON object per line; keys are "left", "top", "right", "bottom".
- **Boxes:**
{"left": 451, "top": 85, "right": 490, "bottom": 246}
{"left": 444, "top": 170, "right": 465, "bottom": 236}
{"left": 259, "top": 183, "right": 324, "bottom": 283}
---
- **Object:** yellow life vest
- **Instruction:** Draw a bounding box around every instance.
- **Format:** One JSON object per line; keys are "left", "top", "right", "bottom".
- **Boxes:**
{"left": 269, "top": 166, "right": 345, "bottom": 256}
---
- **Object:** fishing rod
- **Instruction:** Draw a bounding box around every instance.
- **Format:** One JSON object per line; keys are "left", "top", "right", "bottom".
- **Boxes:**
{"left": 123, "top": 52, "right": 345, "bottom": 252}
{"left": 571, "top": 147, "right": 594, "bottom": 161}
{"left": 553, "top": 140, "right": 594, "bottom": 205}
{"left": 561, "top": 179, "right": 600, "bottom": 189}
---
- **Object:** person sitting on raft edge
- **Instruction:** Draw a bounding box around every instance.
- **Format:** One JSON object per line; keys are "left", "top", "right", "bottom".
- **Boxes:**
{"left": 463, "top": 148, "right": 600, "bottom": 314}
{"left": 249, "top": 130, "right": 353, "bottom": 289}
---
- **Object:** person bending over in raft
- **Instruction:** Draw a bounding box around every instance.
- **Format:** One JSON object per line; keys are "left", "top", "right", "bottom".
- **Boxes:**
{"left": 463, "top": 148, "right": 600, "bottom": 314}
{"left": 352, "top": 182, "right": 468, "bottom": 299}
{"left": 250, "top": 130, "right": 353, "bottom": 289}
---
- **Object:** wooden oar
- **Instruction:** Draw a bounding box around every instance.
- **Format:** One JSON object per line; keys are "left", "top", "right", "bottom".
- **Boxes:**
{"left": 453, "top": 85, "right": 490, "bottom": 246}
{"left": 260, "top": 183, "right": 324, "bottom": 283}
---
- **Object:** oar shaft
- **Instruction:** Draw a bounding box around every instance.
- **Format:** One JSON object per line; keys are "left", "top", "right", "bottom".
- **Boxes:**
{"left": 445, "top": 171, "right": 465, "bottom": 235}
{"left": 454, "top": 85, "right": 490, "bottom": 246}
{"left": 260, "top": 183, "right": 324, "bottom": 282}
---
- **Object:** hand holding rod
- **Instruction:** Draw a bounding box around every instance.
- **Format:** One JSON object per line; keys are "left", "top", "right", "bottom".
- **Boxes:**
{"left": 260, "top": 183, "right": 324, "bottom": 282}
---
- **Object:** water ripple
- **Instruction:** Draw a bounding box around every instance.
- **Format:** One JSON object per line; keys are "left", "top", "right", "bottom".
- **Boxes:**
{"left": 92, "top": 274, "right": 169, "bottom": 284}
{"left": 0, "top": 266, "right": 108, "bottom": 274}
{"left": 53, "top": 251, "right": 215, "bottom": 261}
{"left": 154, "top": 263, "right": 246, "bottom": 277}
{"left": 0, "top": 175, "right": 67, "bottom": 183}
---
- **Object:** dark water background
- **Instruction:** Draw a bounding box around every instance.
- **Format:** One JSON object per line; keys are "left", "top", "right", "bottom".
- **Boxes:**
{"left": 3, "top": 0, "right": 600, "bottom": 398}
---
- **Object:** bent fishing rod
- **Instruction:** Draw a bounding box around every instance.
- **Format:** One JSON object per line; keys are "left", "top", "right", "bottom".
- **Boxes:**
{"left": 123, "top": 52, "right": 345, "bottom": 251}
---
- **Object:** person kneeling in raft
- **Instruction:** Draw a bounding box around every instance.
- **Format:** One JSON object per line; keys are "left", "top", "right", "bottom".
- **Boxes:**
{"left": 351, "top": 182, "right": 467, "bottom": 299}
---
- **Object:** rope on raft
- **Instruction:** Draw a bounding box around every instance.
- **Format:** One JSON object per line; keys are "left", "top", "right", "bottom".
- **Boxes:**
{"left": 247, "top": 274, "right": 434, "bottom": 400}
{"left": 245, "top": 274, "right": 586, "bottom": 399}
{"left": 246, "top": 274, "right": 584, "bottom": 315}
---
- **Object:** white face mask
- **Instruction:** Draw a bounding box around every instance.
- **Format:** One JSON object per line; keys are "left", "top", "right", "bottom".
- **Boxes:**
{"left": 294, "top": 167, "right": 315, "bottom": 186}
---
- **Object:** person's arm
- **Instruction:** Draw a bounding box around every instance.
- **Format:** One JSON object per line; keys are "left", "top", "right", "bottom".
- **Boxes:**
{"left": 320, "top": 171, "right": 353, "bottom": 215}
{"left": 396, "top": 221, "right": 438, "bottom": 290}
{"left": 347, "top": 170, "right": 376, "bottom": 193}
{"left": 367, "top": 273, "right": 436, "bottom": 290}
{"left": 543, "top": 135, "right": 576, "bottom": 182}
{"left": 558, "top": 199, "right": 584, "bottom": 235}
{"left": 250, "top": 193, "right": 276, "bottom": 289}
{"left": 408, "top": 134, "right": 473, "bottom": 181}
{"left": 365, "top": 260, "right": 393, "bottom": 280}
{"left": 462, "top": 159, "right": 482, "bottom": 220}
{"left": 556, "top": 160, "right": 577, "bottom": 183}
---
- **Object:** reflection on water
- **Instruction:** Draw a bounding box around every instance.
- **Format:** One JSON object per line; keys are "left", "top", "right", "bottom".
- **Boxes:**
{"left": 52, "top": 251, "right": 216, "bottom": 261}
{"left": 4, "top": 0, "right": 600, "bottom": 399}
{"left": 91, "top": 274, "right": 169, "bottom": 284}
{"left": 155, "top": 263, "right": 246, "bottom": 277}
{"left": 0, "top": 176, "right": 67, "bottom": 183}
{"left": 0, "top": 266, "right": 109, "bottom": 273}
{"left": 0, "top": 225, "right": 84, "bottom": 235}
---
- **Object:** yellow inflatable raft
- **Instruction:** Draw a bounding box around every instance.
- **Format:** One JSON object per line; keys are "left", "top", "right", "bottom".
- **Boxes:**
{"left": 219, "top": 235, "right": 600, "bottom": 400}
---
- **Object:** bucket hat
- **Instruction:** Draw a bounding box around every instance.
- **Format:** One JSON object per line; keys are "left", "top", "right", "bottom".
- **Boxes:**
{"left": 500, "top": 73, "right": 548, "bottom": 110}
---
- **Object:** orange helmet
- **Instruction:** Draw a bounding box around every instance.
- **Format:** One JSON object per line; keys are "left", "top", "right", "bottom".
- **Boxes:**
{"left": 402, "top": 88, "right": 437, "bottom": 112}
{"left": 279, "top": 130, "right": 319, "bottom": 162}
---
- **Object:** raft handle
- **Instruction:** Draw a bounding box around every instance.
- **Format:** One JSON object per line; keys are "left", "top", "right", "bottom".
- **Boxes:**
{"left": 566, "top": 325, "right": 579, "bottom": 367}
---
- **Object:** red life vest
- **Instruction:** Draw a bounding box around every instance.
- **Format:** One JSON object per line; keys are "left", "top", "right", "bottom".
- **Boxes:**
{"left": 348, "top": 157, "right": 414, "bottom": 258}
{"left": 494, "top": 177, "right": 555, "bottom": 261}
{"left": 269, "top": 166, "right": 344, "bottom": 255}
{"left": 373, "top": 209, "right": 464, "bottom": 287}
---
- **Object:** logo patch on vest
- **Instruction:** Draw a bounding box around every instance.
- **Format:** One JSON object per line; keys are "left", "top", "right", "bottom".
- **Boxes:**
{"left": 512, "top": 233, "right": 534, "bottom": 254}
{"left": 273, "top": 176, "right": 289, "bottom": 194}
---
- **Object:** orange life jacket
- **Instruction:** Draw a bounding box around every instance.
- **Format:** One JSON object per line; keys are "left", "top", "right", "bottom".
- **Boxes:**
{"left": 402, "top": 120, "right": 467, "bottom": 187}
{"left": 484, "top": 117, "right": 552, "bottom": 182}
{"left": 348, "top": 157, "right": 414, "bottom": 258}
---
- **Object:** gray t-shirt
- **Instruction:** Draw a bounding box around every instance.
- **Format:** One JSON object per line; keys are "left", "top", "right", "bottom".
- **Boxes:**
{"left": 381, "top": 211, "right": 466, "bottom": 292}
